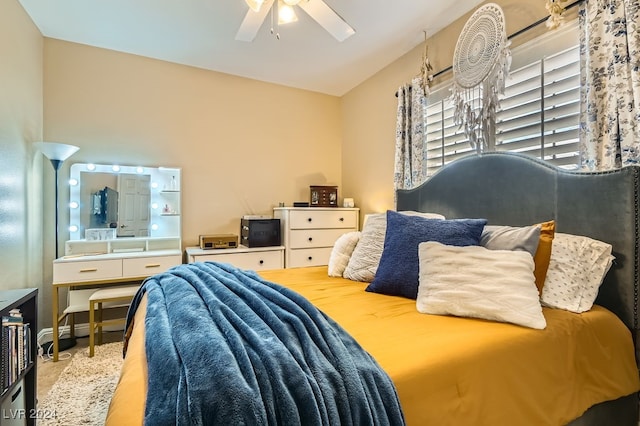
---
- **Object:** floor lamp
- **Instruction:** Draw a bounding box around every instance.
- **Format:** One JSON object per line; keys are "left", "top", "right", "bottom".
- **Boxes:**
{"left": 34, "top": 142, "right": 80, "bottom": 259}
{"left": 35, "top": 142, "right": 80, "bottom": 352}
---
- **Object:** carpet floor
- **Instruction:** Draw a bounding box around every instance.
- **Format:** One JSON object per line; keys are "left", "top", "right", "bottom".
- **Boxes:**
{"left": 37, "top": 341, "right": 124, "bottom": 425}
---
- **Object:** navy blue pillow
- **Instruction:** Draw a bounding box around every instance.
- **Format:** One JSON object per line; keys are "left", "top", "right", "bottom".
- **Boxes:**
{"left": 365, "top": 210, "right": 486, "bottom": 299}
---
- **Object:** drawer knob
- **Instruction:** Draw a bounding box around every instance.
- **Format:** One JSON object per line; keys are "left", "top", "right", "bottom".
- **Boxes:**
{"left": 145, "top": 264, "right": 161, "bottom": 268}
{"left": 80, "top": 268, "right": 98, "bottom": 273}
{"left": 308, "top": 256, "right": 313, "bottom": 261}
{"left": 339, "top": 217, "right": 344, "bottom": 222}
{"left": 259, "top": 260, "right": 264, "bottom": 265}
{"left": 308, "top": 237, "right": 313, "bottom": 242}
{"left": 307, "top": 218, "right": 312, "bottom": 222}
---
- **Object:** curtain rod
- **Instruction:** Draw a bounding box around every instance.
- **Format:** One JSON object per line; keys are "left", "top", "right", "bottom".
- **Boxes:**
{"left": 395, "top": 0, "right": 584, "bottom": 97}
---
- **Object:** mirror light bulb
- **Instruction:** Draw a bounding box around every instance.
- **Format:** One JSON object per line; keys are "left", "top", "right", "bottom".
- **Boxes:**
{"left": 151, "top": 203, "right": 159, "bottom": 209}
{"left": 112, "top": 165, "right": 121, "bottom": 172}
{"left": 151, "top": 182, "right": 159, "bottom": 189}
{"left": 136, "top": 167, "right": 144, "bottom": 174}
{"left": 69, "top": 178, "right": 78, "bottom": 186}
{"left": 69, "top": 225, "right": 78, "bottom": 232}
{"left": 86, "top": 164, "right": 96, "bottom": 171}
{"left": 151, "top": 224, "right": 159, "bottom": 231}
{"left": 69, "top": 201, "right": 79, "bottom": 209}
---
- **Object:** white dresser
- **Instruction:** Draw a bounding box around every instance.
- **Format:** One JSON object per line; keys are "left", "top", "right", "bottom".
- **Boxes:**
{"left": 186, "top": 245, "right": 284, "bottom": 271}
{"left": 274, "top": 207, "right": 359, "bottom": 268}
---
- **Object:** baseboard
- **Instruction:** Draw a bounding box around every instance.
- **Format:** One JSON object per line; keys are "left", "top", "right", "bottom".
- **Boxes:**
{"left": 37, "top": 323, "right": 125, "bottom": 345}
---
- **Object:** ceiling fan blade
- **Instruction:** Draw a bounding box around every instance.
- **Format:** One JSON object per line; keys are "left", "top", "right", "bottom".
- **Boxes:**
{"left": 235, "top": 0, "right": 275, "bottom": 42}
{"left": 298, "top": 0, "right": 355, "bottom": 42}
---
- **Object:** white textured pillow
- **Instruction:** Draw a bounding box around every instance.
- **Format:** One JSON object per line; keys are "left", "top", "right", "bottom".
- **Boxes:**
{"left": 343, "top": 211, "right": 445, "bottom": 282}
{"left": 541, "top": 233, "right": 614, "bottom": 313}
{"left": 327, "top": 231, "right": 361, "bottom": 277}
{"left": 417, "top": 241, "right": 546, "bottom": 329}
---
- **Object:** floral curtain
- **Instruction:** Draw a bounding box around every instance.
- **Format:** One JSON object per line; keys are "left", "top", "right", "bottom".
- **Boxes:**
{"left": 579, "top": 0, "right": 640, "bottom": 170}
{"left": 394, "top": 78, "right": 427, "bottom": 197}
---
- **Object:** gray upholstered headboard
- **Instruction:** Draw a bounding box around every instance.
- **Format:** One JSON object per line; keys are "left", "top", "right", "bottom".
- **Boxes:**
{"left": 396, "top": 152, "right": 639, "bottom": 338}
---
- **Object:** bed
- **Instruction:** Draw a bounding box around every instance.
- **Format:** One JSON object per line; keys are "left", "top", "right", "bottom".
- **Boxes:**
{"left": 106, "top": 152, "right": 640, "bottom": 425}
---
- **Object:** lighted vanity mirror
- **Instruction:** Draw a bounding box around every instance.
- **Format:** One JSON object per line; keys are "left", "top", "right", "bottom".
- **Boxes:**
{"left": 69, "top": 163, "right": 181, "bottom": 241}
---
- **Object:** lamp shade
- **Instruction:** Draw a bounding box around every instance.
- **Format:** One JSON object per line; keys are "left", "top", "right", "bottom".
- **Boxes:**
{"left": 34, "top": 142, "right": 80, "bottom": 162}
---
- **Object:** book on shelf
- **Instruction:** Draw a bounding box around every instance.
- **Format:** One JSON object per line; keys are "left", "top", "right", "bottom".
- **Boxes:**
{"left": 1, "top": 308, "right": 31, "bottom": 394}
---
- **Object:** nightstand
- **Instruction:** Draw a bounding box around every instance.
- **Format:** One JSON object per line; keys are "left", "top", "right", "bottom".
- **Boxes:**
{"left": 185, "top": 245, "right": 285, "bottom": 271}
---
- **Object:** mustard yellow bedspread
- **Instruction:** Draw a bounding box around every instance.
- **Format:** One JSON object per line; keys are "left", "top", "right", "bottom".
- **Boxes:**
{"left": 107, "top": 266, "right": 640, "bottom": 426}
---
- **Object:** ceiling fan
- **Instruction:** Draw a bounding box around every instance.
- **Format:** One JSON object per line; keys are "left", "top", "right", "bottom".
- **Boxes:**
{"left": 236, "top": 0, "right": 355, "bottom": 42}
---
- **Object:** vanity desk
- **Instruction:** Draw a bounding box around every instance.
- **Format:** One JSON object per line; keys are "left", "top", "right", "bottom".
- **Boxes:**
{"left": 50, "top": 162, "right": 183, "bottom": 361}
{"left": 51, "top": 237, "right": 181, "bottom": 361}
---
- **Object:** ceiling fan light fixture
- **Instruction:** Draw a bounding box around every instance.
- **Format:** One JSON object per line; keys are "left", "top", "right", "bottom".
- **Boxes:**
{"left": 282, "top": 0, "right": 302, "bottom": 5}
{"left": 245, "top": 0, "right": 265, "bottom": 12}
{"left": 278, "top": 1, "right": 298, "bottom": 24}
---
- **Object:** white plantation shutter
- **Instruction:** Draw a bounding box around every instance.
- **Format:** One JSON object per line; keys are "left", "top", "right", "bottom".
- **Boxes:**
{"left": 496, "top": 46, "right": 580, "bottom": 168}
{"left": 424, "top": 21, "right": 580, "bottom": 176}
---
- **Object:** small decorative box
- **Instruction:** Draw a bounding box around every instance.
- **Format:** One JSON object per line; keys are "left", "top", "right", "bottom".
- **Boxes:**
{"left": 310, "top": 185, "right": 338, "bottom": 207}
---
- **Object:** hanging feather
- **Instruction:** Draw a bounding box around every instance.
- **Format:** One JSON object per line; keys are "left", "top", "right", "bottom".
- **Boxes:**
{"left": 545, "top": 0, "right": 569, "bottom": 30}
{"left": 418, "top": 33, "right": 434, "bottom": 97}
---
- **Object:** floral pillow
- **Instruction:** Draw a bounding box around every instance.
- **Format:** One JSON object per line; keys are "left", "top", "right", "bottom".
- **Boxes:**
{"left": 540, "top": 233, "right": 614, "bottom": 313}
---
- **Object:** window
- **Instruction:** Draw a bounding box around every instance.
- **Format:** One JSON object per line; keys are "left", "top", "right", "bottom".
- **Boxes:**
{"left": 424, "top": 21, "right": 580, "bottom": 176}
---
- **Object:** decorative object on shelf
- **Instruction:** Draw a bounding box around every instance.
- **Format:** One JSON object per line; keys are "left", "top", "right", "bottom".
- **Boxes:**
{"left": 166, "top": 175, "right": 178, "bottom": 191}
{"left": 310, "top": 186, "right": 338, "bottom": 207}
{"left": 451, "top": 3, "right": 511, "bottom": 154}
{"left": 545, "top": 0, "right": 569, "bottom": 30}
{"left": 343, "top": 198, "right": 355, "bottom": 208}
{"left": 34, "top": 142, "right": 80, "bottom": 259}
{"left": 237, "top": 0, "right": 355, "bottom": 42}
{"left": 418, "top": 31, "right": 434, "bottom": 97}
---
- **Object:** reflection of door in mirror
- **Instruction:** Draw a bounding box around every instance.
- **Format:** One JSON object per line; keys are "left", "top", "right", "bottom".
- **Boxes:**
{"left": 69, "top": 163, "right": 181, "bottom": 241}
{"left": 117, "top": 174, "right": 150, "bottom": 237}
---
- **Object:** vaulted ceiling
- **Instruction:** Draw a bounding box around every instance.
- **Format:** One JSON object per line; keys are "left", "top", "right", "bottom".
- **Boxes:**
{"left": 18, "top": 0, "right": 484, "bottom": 96}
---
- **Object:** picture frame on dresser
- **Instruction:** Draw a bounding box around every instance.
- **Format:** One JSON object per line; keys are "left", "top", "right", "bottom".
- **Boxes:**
{"left": 309, "top": 186, "right": 338, "bottom": 207}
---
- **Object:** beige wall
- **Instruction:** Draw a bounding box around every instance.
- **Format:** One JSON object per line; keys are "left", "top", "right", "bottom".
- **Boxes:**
{"left": 43, "top": 40, "right": 343, "bottom": 253}
{"left": 341, "top": 0, "right": 551, "bottom": 217}
{"left": 3, "top": 0, "right": 562, "bottom": 329}
{"left": 0, "top": 1, "right": 45, "bottom": 312}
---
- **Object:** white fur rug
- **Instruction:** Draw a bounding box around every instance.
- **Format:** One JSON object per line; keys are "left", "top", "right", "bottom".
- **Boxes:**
{"left": 38, "top": 342, "right": 124, "bottom": 425}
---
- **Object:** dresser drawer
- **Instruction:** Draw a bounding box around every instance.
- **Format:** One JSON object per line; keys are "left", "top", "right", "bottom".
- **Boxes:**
{"left": 289, "top": 229, "right": 351, "bottom": 249}
{"left": 289, "top": 210, "right": 358, "bottom": 229}
{"left": 122, "top": 255, "right": 182, "bottom": 277}
{"left": 53, "top": 259, "right": 122, "bottom": 283}
{"left": 198, "top": 250, "right": 283, "bottom": 271}
{"left": 288, "top": 247, "right": 333, "bottom": 268}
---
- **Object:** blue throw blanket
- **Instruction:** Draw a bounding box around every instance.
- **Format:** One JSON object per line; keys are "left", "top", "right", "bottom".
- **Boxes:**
{"left": 125, "top": 262, "right": 405, "bottom": 426}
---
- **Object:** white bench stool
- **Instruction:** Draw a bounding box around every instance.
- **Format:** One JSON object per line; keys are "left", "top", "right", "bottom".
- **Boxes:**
{"left": 89, "top": 285, "right": 140, "bottom": 357}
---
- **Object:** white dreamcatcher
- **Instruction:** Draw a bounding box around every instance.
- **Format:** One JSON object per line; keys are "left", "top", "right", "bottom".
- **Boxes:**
{"left": 451, "top": 3, "right": 511, "bottom": 153}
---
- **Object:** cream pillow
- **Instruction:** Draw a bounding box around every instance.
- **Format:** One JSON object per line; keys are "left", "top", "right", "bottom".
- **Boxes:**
{"left": 327, "top": 231, "right": 361, "bottom": 277}
{"left": 541, "top": 233, "right": 614, "bottom": 313}
{"left": 343, "top": 211, "right": 445, "bottom": 282}
{"left": 417, "top": 241, "right": 546, "bottom": 329}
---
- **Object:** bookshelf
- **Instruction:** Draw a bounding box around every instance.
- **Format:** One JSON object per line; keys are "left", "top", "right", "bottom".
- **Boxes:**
{"left": 0, "top": 288, "right": 37, "bottom": 426}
